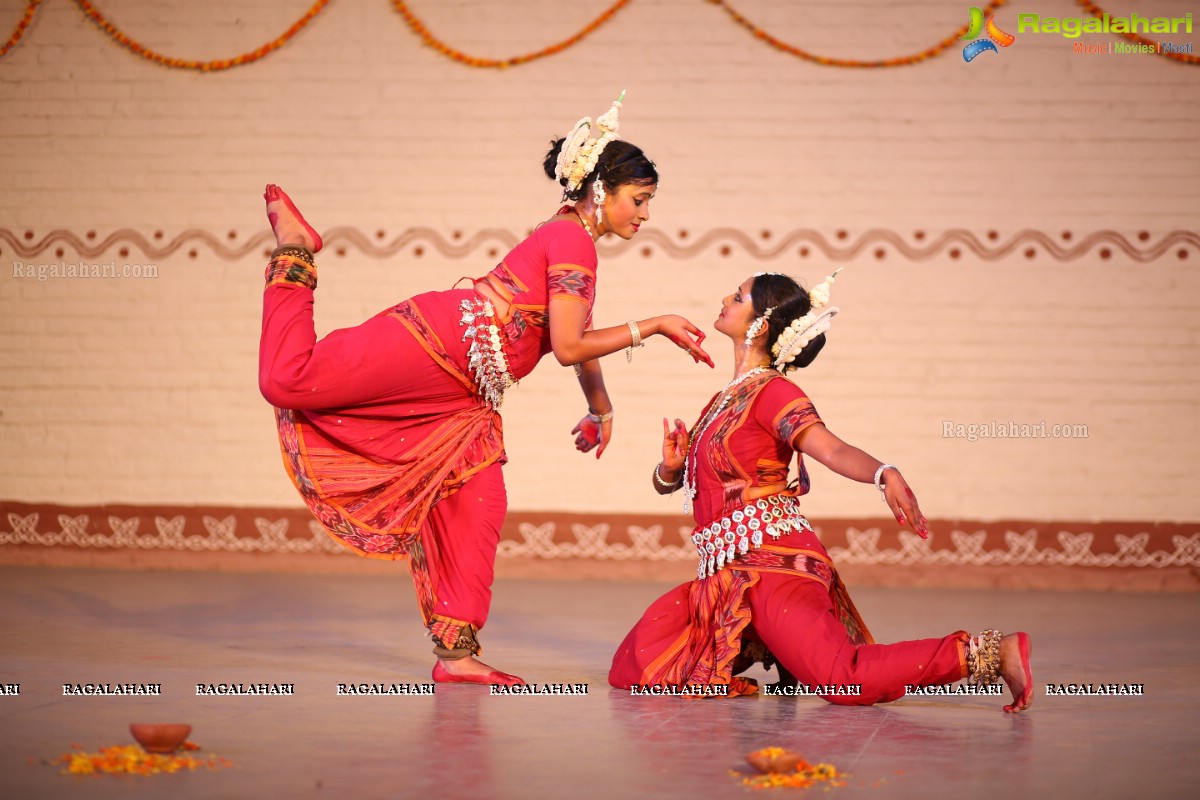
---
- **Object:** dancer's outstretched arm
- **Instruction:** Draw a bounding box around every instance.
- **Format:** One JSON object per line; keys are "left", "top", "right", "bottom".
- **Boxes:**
{"left": 547, "top": 299, "right": 713, "bottom": 368}
{"left": 799, "top": 423, "right": 930, "bottom": 538}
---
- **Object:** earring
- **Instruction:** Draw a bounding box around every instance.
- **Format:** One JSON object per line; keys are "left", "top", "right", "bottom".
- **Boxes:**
{"left": 744, "top": 317, "right": 766, "bottom": 347}
{"left": 592, "top": 177, "right": 606, "bottom": 226}
{"left": 744, "top": 307, "right": 775, "bottom": 347}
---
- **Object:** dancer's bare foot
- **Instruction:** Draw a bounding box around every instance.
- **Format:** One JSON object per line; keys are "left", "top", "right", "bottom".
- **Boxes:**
{"left": 432, "top": 656, "right": 525, "bottom": 686}
{"left": 999, "top": 632, "right": 1033, "bottom": 713}
{"left": 264, "top": 184, "right": 323, "bottom": 252}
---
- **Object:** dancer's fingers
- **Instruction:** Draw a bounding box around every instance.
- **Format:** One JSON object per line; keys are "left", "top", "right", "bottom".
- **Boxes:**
{"left": 904, "top": 487, "right": 929, "bottom": 537}
{"left": 595, "top": 420, "right": 610, "bottom": 459}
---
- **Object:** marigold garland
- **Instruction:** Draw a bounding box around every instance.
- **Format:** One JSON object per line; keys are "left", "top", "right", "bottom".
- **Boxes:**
{"left": 389, "top": 0, "right": 631, "bottom": 69}
{"left": 710, "top": 0, "right": 1010, "bottom": 68}
{"left": 0, "top": 0, "right": 1194, "bottom": 70}
{"left": 0, "top": 0, "right": 43, "bottom": 61}
{"left": 72, "top": 0, "right": 331, "bottom": 72}
{"left": 54, "top": 741, "right": 232, "bottom": 776}
{"left": 1075, "top": 0, "right": 1200, "bottom": 65}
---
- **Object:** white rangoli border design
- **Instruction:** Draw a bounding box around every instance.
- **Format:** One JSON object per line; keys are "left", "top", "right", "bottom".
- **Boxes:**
{"left": 3, "top": 513, "right": 1197, "bottom": 568}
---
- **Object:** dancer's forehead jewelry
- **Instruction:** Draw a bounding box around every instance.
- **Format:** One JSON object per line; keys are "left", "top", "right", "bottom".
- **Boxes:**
{"left": 555, "top": 91, "right": 625, "bottom": 199}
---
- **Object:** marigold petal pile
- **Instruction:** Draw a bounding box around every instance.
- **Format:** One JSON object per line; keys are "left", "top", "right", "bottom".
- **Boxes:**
{"left": 741, "top": 747, "right": 846, "bottom": 790}
{"left": 55, "top": 742, "right": 231, "bottom": 776}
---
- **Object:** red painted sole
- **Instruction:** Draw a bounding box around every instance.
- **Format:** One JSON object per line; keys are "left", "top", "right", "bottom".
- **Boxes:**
{"left": 263, "top": 183, "right": 323, "bottom": 252}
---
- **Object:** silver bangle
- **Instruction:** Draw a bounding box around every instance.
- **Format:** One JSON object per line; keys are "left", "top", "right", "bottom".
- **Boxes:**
{"left": 873, "top": 464, "right": 897, "bottom": 497}
{"left": 653, "top": 462, "right": 681, "bottom": 491}
{"left": 626, "top": 320, "right": 643, "bottom": 363}
{"left": 588, "top": 409, "right": 614, "bottom": 423}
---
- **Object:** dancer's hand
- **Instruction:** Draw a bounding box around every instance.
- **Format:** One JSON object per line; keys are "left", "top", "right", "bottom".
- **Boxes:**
{"left": 882, "top": 470, "right": 930, "bottom": 538}
{"left": 654, "top": 316, "right": 714, "bottom": 368}
{"left": 661, "top": 418, "right": 688, "bottom": 473}
{"left": 571, "top": 414, "right": 612, "bottom": 459}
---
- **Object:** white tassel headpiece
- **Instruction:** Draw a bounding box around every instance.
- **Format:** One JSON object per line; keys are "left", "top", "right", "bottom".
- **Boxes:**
{"left": 555, "top": 91, "right": 624, "bottom": 198}
{"left": 771, "top": 269, "right": 843, "bottom": 369}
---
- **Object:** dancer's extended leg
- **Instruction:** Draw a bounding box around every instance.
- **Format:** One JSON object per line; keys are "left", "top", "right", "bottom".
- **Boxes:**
{"left": 746, "top": 572, "right": 967, "bottom": 706}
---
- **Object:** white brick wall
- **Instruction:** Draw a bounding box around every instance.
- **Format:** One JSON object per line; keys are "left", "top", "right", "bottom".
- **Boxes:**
{"left": 1, "top": 0, "right": 1198, "bottom": 521}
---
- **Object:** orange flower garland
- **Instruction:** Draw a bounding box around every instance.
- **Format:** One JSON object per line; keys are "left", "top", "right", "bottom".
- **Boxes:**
{"left": 389, "top": 0, "right": 631, "bottom": 69}
{"left": 1075, "top": 0, "right": 1200, "bottom": 66}
{"left": 0, "top": 0, "right": 1195, "bottom": 70}
{"left": 72, "top": 0, "right": 331, "bottom": 71}
{"left": 709, "top": 0, "right": 1010, "bottom": 68}
{"left": 0, "top": 0, "right": 43, "bottom": 61}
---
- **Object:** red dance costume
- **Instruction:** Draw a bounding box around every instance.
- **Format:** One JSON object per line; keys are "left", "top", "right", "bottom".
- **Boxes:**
{"left": 609, "top": 372, "right": 968, "bottom": 701}
{"left": 259, "top": 220, "right": 597, "bottom": 654}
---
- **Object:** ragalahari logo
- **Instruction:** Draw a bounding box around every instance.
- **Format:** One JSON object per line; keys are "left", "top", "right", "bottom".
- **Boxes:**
{"left": 961, "top": 7, "right": 1016, "bottom": 61}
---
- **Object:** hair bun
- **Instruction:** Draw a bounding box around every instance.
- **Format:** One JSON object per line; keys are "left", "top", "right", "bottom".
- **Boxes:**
{"left": 791, "top": 334, "right": 826, "bottom": 369}
{"left": 543, "top": 138, "right": 566, "bottom": 183}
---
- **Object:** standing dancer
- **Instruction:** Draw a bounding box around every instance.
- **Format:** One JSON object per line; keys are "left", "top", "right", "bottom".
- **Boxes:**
{"left": 260, "top": 94, "right": 712, "bottom": 685}
{"left": 610, "top": 272, "right": 1033, "bottom": 711}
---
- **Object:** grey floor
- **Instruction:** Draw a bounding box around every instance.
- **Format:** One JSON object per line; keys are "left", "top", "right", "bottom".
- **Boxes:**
{"left": 0, "top": 566, "right": 1197, "bottom": 799}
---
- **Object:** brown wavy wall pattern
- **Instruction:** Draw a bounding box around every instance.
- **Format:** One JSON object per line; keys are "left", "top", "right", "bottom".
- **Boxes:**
{"left": 2, "top": 228, "right": 1197, "bottom": 263}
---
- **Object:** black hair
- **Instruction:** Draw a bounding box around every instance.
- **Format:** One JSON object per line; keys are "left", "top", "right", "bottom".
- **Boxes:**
{"left": 750, "top": 274, "right": 826, "bottom": 372}
{"left": 543, "top": 138, "right": 658, "bottom": 201}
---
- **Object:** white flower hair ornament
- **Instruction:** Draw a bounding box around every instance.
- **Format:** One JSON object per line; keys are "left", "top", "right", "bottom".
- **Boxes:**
{"left": 555, "top": 90, "right": 625, "bottom": 200}
{"left": 771, "top": 268, "right": 843, "bottom": 370}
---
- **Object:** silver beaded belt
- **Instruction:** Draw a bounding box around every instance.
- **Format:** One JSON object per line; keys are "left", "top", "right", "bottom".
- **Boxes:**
{"left": 691, "top": 494, "right": 813, "bottom": 579}
{"left": 459, "top": 297, "right": 516, "bottom": 410}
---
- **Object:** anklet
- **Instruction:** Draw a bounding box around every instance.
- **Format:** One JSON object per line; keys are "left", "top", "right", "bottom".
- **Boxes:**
{"left": 429, "top": 619, "right": 481, "bottom": 658}
{"left": 271, "top": 245, "right": 315, "bottom": 265}
{"left": 967, "top": 629, "right": 1003, "bottom": 685}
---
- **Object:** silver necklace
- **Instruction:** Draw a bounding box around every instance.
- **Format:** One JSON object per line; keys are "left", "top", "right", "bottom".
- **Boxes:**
{"left": 682, "top": 367, "right": 773, "bottom": 514}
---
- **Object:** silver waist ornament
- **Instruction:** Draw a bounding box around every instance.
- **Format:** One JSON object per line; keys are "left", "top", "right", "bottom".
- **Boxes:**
{"left": 691, "top": 494, "right": 814, "bottom": 579}
{"left": 459, "top": 298, "right": 516, "bottom": 409}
